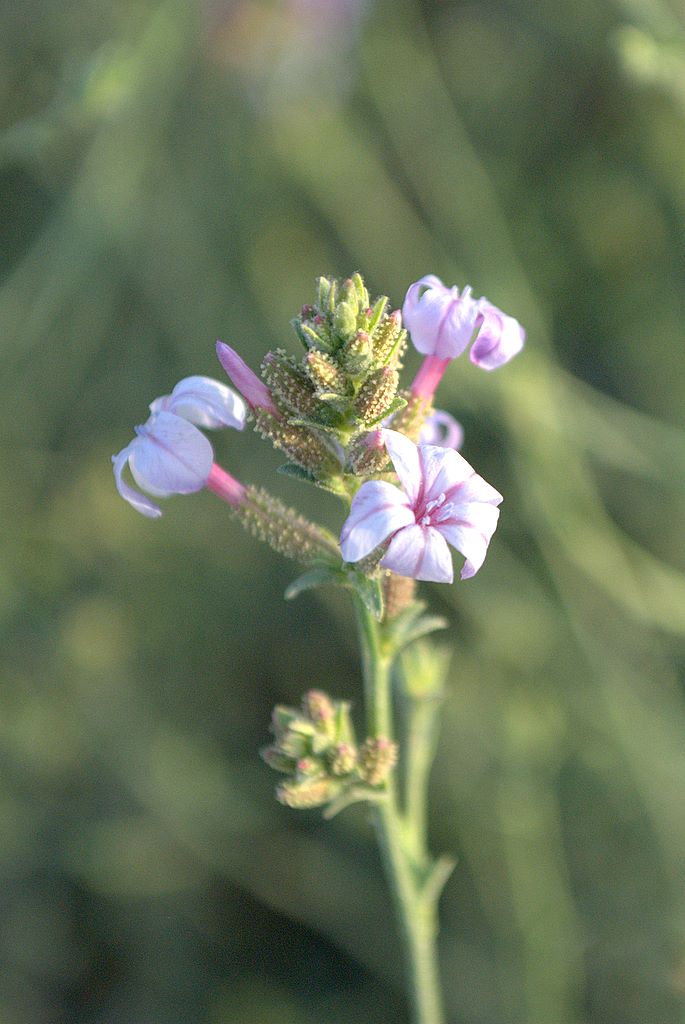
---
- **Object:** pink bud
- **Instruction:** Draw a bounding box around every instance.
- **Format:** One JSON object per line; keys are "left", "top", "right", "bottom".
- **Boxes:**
{"left": 216, "top": 341, "right": 280, "bottom": 415}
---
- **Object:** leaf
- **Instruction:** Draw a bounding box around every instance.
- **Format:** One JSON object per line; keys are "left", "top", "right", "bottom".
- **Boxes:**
{"left": 284, "top": 566, "right": 343, "bottom": 601}
{"left": 384, "top": 601, "right": 448, "bottom": 650}
{"left": 277, "top": 463, "right": 346, "bottom": 496}
{"left": 277, "top": 462, "right": 317, "bottom": 483}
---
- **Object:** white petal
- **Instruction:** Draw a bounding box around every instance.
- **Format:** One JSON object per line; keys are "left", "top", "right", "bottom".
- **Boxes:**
{"left": 164, "top": 375, "right": 246, "bottom": 430}
{"left": 434, "top": 292, "right": 480, "bottom": 360}
{"left": 381, "top": 525, "right": 454, "bottom": 583}
{"left": 340, "top": 481, "right": 414, "bottom": 563}
{"left": 439, "top": 505, "right": 501, "bottom": 579}
{"left": 382, "top": 429, "right": 422, "bottom": 504}
{"left": 112, "top": 444, "right": 162, "bottom": 518}
{"left": 128, "top": 412, "right": 213, "bottom": 497}
{"left": 471, "top": 305, "right": 525, "bottom": 370}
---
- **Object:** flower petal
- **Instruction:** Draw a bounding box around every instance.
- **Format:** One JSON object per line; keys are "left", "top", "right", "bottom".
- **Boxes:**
{"left": 381, "top": 525, "right": 454, "bottom": 583}
{"left": 443, "top": 467, "right": 503, "bottom": 508}
{"left": 434, "top": 290, "right": 480, "bottom": 360}
{"left": 402, "top": 285, "right": 453, "bottom": 356}
{"left": 112, "top": 444, "right": 162, "bottom": 518}
{"left": 382, "top": 429, "right": 423, "bottom": 504}
{"left": 438, "top": 505, "right": 501, "bottom": 579}
{"left": 419, "top": 410, "right": 464, "bottom": 450}
{"left": 153, "top": 375, "right": 247, "bottom": 430}
{"left": 471, "top": 304, "right": 525, "bottom": 370}
{"left": 128, "top": 412, "right": 213, "bottom": 497}
{"left": 340, "top": 480, "right": 414, "bottom": 563}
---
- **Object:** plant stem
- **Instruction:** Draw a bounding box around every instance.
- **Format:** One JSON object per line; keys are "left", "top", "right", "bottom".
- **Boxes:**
{"left": 354, "top": 598, "right": 446, "bottom": 1024}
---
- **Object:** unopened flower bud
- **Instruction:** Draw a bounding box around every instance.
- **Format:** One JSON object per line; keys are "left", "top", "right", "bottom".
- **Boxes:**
{"left": 270, "top": 705, "right": 298, "bottom": 737}
{"left": 276, "top": 776, "right": 338, "bottom": 809}
{"left": 333, "top": 301, "right": 358, "bottom": 342}
{"left": 372, "top": 311, "right": 406, "bottom": 367}
{"left": 262, "top": 351, "right": 322, "bottom": 420}
{"left": 350, "top": 272, "right": 369, "bottom": 309}
{"left": 316, "top": 275, "right": 336, "bottom": 311}
{"left": 346, "top": 430, "right": 389, "bottom": 475}
{"left": 216, "top": 342, "right": 279, "bottom": 415}
{"left": 254, "top": 410, "right": 341, "bottom": 476}
{"left": 387, "top": 392, "right": 431, "bottom": 442}
{"left": 296, "top": 756, "right": 322, "bottom": 778}
{"left": 260, "top": 745, "right": 295, "bottom": 773}
{"left": 339, "top": 278, "right": 360, "bottom": 314}
{"left": 305, "top": 350, "right": 347, "bottom": 395}
{"left": 303, "top": 689, "right": 335, "bottom": 731}
{"left": 358, "top": 737, "right": 398, "bottom": 786}
{"left": 354, "top": 367, "right": 400, "bottom": 425}
{"left": 329, "top": 742, "right": 358, "bottom": 776}
{"left": 341, "top": 330, "right": 372, "bottom": 375}
{"left": 367, "top": 294, "right": 388, "bottom": 332}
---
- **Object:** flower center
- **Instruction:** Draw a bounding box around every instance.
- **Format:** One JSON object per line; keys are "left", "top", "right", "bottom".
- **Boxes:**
{"left": 417, "top": 492, "right": 455, "bottom": 527}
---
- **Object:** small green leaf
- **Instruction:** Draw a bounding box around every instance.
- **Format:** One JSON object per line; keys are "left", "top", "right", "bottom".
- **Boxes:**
{"left": 287, "top": 417, "right": 344, "bottom": 436}
{"left": 277, "top": 463, "right": 346, "bottom": 497}
{"left": 384, "top": 601, "right": 449, "bottom": 651}
{"left": 278, "top": 462, "right": 317, "bottom": 483}
{"left": 285, "top": 566, "right": 343, "bottom": 601}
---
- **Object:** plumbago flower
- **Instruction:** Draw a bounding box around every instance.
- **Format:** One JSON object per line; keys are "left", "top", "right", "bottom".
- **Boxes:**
{"left": 111, "top": 273, "right": 524, "bottom": 1024}
{"left": 112, "top": 376, "right": 247, "bottom": 517}
{"left": 340, "top": 429, "right": 502, "bottom": 583}
{"left": 403, "top": 274, "right": 525, "bottom": 401}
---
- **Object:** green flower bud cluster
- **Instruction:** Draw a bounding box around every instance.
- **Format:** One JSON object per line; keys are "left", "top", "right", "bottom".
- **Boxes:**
{"left": 256, "top": 273, "right": 408, "bottom": 490}
{"left": 262, "top": 689, "right": 398, "bottom": 810}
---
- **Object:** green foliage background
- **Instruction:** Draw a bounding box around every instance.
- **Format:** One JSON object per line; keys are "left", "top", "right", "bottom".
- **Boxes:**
{"left": 2, "top": 0, "right": 685, "bottom": 1021}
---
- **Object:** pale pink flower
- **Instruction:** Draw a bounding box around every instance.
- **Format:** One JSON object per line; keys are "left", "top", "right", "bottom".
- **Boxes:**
{"left": 403, "top": 275, "right": 525, "bottom": 400}
{"left": 149, "top": 374, "right": 246, "bottom": 429}
{"left": 340, "top": 430, "right": 502, "bottom": 583}
{"left": 112, "top": 376, "right": 246, "bottom": 517}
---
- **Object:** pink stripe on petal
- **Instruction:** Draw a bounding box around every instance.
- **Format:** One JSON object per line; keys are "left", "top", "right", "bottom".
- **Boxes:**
{"left": 340, "top": 480, "right": 413, "bottom": 563}
{"left": 129, "top": 412, "right": 213, "bottom": 496}
{"left": 382, "top": 525, "right": 454, "bottom": 583}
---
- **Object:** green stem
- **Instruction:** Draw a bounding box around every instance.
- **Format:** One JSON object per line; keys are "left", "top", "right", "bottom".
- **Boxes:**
{"left": 353, "top": 598, "right": 446, "bottom": 1024}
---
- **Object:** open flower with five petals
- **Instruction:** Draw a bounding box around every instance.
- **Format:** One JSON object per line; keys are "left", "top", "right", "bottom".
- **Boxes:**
{"left": 112, "top": 376, "right": 246, "bottom": 517}
{"left": 340, "top": 429, "right": 502, "bottom": 583}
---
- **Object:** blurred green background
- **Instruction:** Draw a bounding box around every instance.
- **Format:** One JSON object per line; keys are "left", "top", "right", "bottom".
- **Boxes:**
{"left": 2, "top": 0, "right": 685, "bottom": 1021}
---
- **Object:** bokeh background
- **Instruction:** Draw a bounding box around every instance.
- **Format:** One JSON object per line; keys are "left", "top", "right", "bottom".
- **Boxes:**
{"left": 2, "top": 0, "right": 685, "bottom": 1021}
